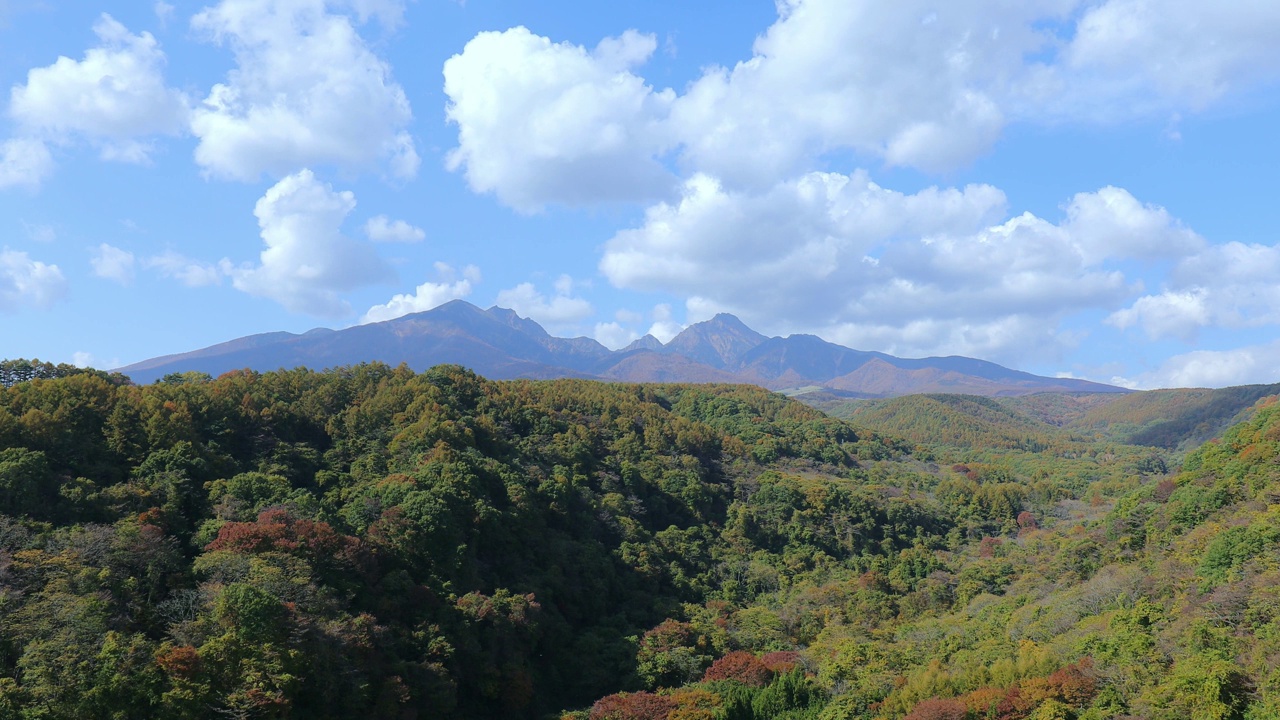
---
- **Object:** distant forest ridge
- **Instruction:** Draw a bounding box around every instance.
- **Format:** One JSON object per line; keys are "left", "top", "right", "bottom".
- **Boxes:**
{"left": 809, "top": 382, "right": 1280, "bottom": 452}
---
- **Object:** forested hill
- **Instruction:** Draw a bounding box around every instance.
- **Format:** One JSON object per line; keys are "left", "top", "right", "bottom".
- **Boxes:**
{"left": 0, "top": 364, "right": 923, "bottom": 718}
{"left": 3, "top": 365, "right": 1279, "bottom": 719}
{"left": 820, "top": 394, "right": 1081, "bottom": 452}
{"left": 809, "top": 383, "right": 1280, "bottom": 454}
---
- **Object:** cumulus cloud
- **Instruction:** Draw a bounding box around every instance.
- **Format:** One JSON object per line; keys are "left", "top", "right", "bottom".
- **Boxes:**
{"left": 1117, "top": 340, "right": 1280, "bottom": 390}
{"left": 601, "top": 175, "right": 1209, "bottom": 362}
{"left": 1062, "top": 186, "right": 1204, "bottom": 263}
{"left": 494, "top": 274, "right": 593, "bottom": 329}
{"left": 145, "top": 251, "right": 226, "bottom": 287}
{"left": 364, "top": 215, "right": 425, "bottom": 243}
{"left": 229, "top": 169, "right": 393, "bottom": 316}
{"left": 444, "top": 1, "right": 1280, "bottom": 209}
{"left": 0, "top": 249, "right": 67, "bottom": 311}
{"left": 1040, "top": 0, "right": 1280, "bottom": 119}
{"left": 90, "top": 243, "right": 136, "bottom": 285}
{"left": 666, "top": 0, "right": 1060, "bottom": 182}
{"left": 361, "top": 262, "right": 478, "bottom": 323}
{"left": 191, "top": 0, "right": 417, "bottom": 181}
{"left": 443, "top": 27, "right": 677, "bottom": 211}
{"left": 9, "top": 14, "right": 188, "bottom": 162}
{"left": 1106, "top": 289, "right": 1209, "bottom": 341}
{"left": 1108, "top": 241, "right": 1280, "bottom": 340}
{"left": 0, "top": 138, "right": 54, "bottom": 189}
{"left": 593, "top": 322, "right": 639, "bottom": 350}
{"left": 646, "top": 303, "right": 683, "bottom": 343}
{"left": 827, "top": 315, "right": 1086, "bottom": 363}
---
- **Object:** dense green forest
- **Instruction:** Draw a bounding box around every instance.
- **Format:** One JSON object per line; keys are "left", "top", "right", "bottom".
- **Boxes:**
{"left": 0, "top": 364, "right": 1277, "bottom": 718}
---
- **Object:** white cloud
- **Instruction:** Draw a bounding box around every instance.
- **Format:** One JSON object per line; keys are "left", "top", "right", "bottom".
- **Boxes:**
{"left": 364, "top": 215, "right": 425, "bottom": 243}
{"left": 1119, "top": 341, "right": 1280, "bottom": 390}
{"left": 71, "top": 351, "right": 95, "bottom": 368}
{"left": 361, "top": 262, "right": 477, "bottom": 323}
{"left": 9, "top": 14, "right": 188, "bottom": 162}
{"left": 0, "top": 249, "right": 67, "bottom": 311}
{"left": 443, "top": 27, "right": 678, "bottom": 211}
{"left": 1108, "top": 241, "right": 1280, "bottom": 340}
{"left": 90, "top": 243, "right": 136, "bottom": 285}
{"left": 647, "top": 303, "right": 683, "bottom": 343}
{"left": 1062, "top": 186, "right": 1204, "bottom": 263}
{"left": 666, "top": 0, "right": 1061, "bottom": 182}
{"left": 190, "top": 0, "right": 417, "bottom": 181}
{"left": 594, "top": 321, "right": 638, "bottom": 350}
{"left": 826, "top": 315, "right": 1085, "bottom": 363}
{"left": 1106, "top": 289, "right": 1209, "bottom": 340}
{"left": 445, "top": 1, "right": 1280, "bottom": 209}
{"left": 494, "top": 275, "right": 593, "bottom": 329}
{"left": 145, "top": 251, "right": 226, "bottom": 287}
{"left": 1045, "top": 0, "right": 1280, "bottom": 118}
{"left": 229, "top": 169, "right": 393, "bottom": 316}
{"left": 0, "top": 138, "right": 53, "bottom": 189}
{"left": 601, "top": 175, "right": 1210, "bottom": 362}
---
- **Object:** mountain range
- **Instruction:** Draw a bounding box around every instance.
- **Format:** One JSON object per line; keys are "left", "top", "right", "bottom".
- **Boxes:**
{"left": 117, "top": 300, "right": 1126, "bottom": 396}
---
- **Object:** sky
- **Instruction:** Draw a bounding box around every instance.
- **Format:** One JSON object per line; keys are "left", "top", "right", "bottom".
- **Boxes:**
{"left": 1, "top": 0, "right": 1279, "bottom": 390}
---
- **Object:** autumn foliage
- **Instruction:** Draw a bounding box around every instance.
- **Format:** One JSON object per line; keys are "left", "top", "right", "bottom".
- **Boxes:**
{"left": 589, "top": 691, "right": 677, "bottom": 720}
{"left": 903, "top": 697, "right": 967, "bottom": 720}
{"left": 701, "top": 651, "right": 772, "bottom": 687}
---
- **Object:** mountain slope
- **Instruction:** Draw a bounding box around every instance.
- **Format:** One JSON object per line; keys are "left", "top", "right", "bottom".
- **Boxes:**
{"left": 834, "top": 393, "right": 1077, "bottom": 451}
{"left": 659, "top": 313, "right": 768, "bottom": 369}
{"left": 1069, "top": 382, "right": 1280, "bottom": 449}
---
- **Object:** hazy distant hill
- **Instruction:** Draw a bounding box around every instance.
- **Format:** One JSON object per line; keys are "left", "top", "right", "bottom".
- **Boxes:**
{"left": 810, "top": 384, "right": 1280, "bottom": 453}
{"left": 117, "top": 301, "right": 1128, "bottom": 396}
{"left": 825, "top": 393, "right": 1080, "bottom": 452}
{"left": 1062, "top": 383, "right": 1280, "bottom": 449}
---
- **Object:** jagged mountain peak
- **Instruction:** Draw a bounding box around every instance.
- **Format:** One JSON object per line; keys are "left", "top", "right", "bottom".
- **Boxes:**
{"left": 665, "top": 313, "right": 769, "bottom": 369}
{"left": 484, "top": 305, "right": 550, "bottom": 338}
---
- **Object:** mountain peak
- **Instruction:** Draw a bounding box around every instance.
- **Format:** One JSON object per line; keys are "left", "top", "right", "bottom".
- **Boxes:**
{"left": 665, "top": 313, "right": 769, "bottom": 369}
{"left": 116, "top": 303, "right": 1128, "bottom": 397}
{"left": 623, "top": 334, "right": 664, "bottom": 352}
{"left": 485, "top": 305, "right": 549, "bottom": 338}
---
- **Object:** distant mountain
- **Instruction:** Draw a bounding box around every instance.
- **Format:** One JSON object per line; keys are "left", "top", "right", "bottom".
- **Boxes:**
{"left": 661, "top": 313, "right": 768, "bottom": 369}
{"left": 116, "top": 301, "right": 1128, "bottom": 396}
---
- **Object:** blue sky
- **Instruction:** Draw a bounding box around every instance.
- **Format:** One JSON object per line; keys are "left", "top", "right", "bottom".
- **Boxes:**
{"left": 2, "top": 0, "right": 1279, "bottom": 389}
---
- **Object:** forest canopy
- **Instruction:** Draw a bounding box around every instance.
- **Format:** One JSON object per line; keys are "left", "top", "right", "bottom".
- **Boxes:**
{"left": 0, "top": 363, "right": 1276, "bottom": 719}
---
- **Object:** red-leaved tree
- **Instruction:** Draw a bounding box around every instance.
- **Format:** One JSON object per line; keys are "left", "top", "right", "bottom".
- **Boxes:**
{"left": 589, "top": 691, "right": 677, "bottom": 720}
{"left": 702, "top": 651, "right": 772, "bottom": 687}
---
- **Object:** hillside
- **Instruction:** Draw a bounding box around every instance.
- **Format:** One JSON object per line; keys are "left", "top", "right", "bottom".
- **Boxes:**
{"left": 3, "top": 365, "right": 1278, "bottom": 719}
{"left": 808, "top": 384, "right": 1280, "bottom": 455}
{"left": 0, "top": 365, "right": 934, "bottom": 718}
{"left": 825, "top": 394, "right": 1080, "bottom": 452}
{"left": 566, "top": 395, "right": 1280, "bottom": 720}
{"left": 115, "top": 301, "right": 1127, "bottom": 398}
{"left": 1066, "top": 382, "right": 1280, "bottom": 449}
